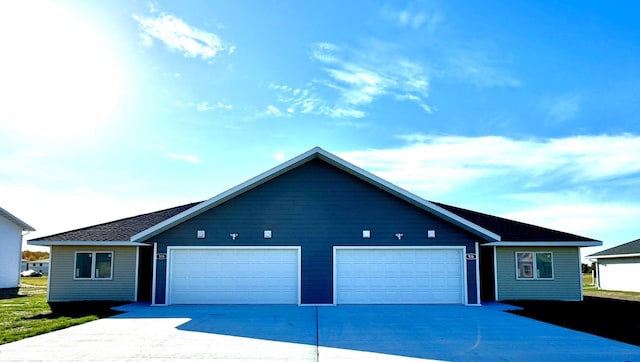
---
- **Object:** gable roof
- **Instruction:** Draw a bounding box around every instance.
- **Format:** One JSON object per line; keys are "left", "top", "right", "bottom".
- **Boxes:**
{"left": 433, "top": 202, "right": 600, "bottom": 245}
{"left": 28, "top": 202, "right": 199, "bottom": 246}
{"left": 27, "top": 147, "right": 601, "bottom": 247}
{"left": 0, "top": 207, "right": 35, "bottom": 231}
{"left": 130, "top": 147, "right": 501, "bottom": 243}
{"left": 588, "top": 238, "right": 640, "bottom": 259}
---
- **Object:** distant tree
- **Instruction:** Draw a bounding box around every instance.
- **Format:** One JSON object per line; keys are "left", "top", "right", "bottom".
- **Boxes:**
{"left": 22, "top": 250, "right": 49, "bottom": 261}
{"left": 582, "top": 262, "right": 595, "bottom": 274}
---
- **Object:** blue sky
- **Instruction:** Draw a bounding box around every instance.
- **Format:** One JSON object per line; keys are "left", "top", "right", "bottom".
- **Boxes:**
{"left": 1, "top": 0, "right": 639, "bottom": 257}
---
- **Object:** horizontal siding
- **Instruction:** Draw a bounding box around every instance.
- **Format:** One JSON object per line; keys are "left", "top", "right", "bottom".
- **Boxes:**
{"left": 49, "top": 246, "right": 137, "bottom": 302}
{"left": 496, "top": 247, "right": 581, "bottom": 301}
{"left": 0, "top": 217, "right": 22, "bottom": 289}
{"left": 598, "top": 258, "right": 640, "bottom": 292}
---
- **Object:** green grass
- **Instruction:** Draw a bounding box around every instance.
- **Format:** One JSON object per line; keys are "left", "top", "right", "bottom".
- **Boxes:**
{"left": 0, "top": 277, "right": 124, "bottom": 345}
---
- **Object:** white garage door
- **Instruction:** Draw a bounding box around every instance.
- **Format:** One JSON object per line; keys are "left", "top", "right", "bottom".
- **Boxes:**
{"left": 335, "top": 248, "right": 465, "bottom": 304}
{"left": 168, "top": 247, "right": 300, "bottom": 304}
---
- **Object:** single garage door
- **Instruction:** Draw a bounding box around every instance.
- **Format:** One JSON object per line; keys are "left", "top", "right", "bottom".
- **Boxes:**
{"left": 334, "top": 247, "right": 465, "bottom": 304}
{"left": 168, "top": 247, "right": 300, "bottom": 304}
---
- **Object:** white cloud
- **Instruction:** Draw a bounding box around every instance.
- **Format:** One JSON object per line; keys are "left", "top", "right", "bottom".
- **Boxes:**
{"left": 156, "top": 145, "right": 201, "bottom": 163}
{"left": 339, "top": 134, "right": 640, "bottom": 196}
{"left": 273, "top": 150, "right": 286, "bottom": 161}
{"left": 217, "top": 102, "right": 233, "bottom": 110}
{"left": 133, "top": 14, "right": 224, "bottom": 60}
{"left": 266, "top": 105, "right": 282, "bottom": 116}
{"left": 195, "top": 101, "right": 213, "bottom": 111}
{"left": 381, "top": 4, "right": 445, "bottom": 32}
{"left": 267, "top": 43, "right": 432, "bottom": 120}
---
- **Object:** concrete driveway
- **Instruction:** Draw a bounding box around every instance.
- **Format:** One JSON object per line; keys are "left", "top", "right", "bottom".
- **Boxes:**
{"left": 1, "top": 303, "right": 639, "bottom": 361}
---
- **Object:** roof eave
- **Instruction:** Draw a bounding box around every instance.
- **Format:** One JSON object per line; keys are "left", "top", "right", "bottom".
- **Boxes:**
{"left": 0, "top": 207, "right": 36, "bottom": 231}
{"left": 482, "top": 241, "right": 602, "bottom": 247}
{"left": 28, "top": 240, "right": 151, "bottom": 247}
{"left": 131, "top": 147, "right": 501, "bottom": 243}
{"left": 588, "top": 253, "right": 640, "bottom": 259}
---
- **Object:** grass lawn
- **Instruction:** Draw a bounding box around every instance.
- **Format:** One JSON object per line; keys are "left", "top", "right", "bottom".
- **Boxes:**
{"left": 507, "top": 274, "right": 640, "bottom": 347}
{"left": 0, "top": 277, "right": 124, "bottom": 345}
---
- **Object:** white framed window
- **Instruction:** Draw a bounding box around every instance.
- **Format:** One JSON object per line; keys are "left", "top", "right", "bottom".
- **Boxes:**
{"left": 74, "top": 251, "right": 113, "bottom": 280}
{"left": 515, "top": 252, "right": 553, "bottom": 280}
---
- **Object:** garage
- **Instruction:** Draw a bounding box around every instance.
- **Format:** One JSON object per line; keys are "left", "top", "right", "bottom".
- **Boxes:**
{"left": 167, "top": 247, "right": 300, "bottom": 305}
{"left": 334, "top": 247, "right": 466, "bottom": 304}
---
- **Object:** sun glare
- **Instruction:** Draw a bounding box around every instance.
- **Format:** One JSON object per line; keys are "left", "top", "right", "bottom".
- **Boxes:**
{"left": 0, "top": 1, "right": 124, "bottom": 141}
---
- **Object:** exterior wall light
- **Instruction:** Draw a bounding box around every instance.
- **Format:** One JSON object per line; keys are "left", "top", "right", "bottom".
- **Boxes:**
{"left": 230, "top": 233, "right": 239, "bottom": 240}
{"left": 264, "top": 230, "right": 272, "bottom": 239}
{"left": 395, "top": 233, "right": 404, "bottom": 240}
{"left": 362, "top": 230, "right": 371, "bottom": 239}
{"left": 427, "top": 230, "right": 436, "bottom": 238}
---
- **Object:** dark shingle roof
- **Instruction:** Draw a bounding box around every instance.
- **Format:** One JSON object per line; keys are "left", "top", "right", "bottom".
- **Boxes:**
{"left": 432, "top": 202, "right": 597, "bottom": 242}
{"left": 589, "top": 238, "right": 640, "bottom": 257}
{"left": 30, "top": 199, "right": 596, "bottom": 243}
{"left": 29, "top": 202, "right": 201, "bottom": 242}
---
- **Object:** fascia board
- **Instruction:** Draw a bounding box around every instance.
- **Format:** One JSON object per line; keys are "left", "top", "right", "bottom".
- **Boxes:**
{"left": 588, "top": 253, "right": 640, "bottom": 259}
{"left": 482, "top": 241, "right": 602, "bottom": 247}
{"left": 28, "top": 240, "right": 151, "bottom": 247}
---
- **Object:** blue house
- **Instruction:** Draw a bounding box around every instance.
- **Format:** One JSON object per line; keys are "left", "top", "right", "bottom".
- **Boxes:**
{"left": 30, "top": 147, "right": 601, "bottom": 305}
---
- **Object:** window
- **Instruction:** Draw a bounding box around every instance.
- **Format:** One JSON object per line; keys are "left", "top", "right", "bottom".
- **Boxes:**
{"left": 516, "top": 252, "right": 553, "bottom": 280}
{"left": 75, "top": 252, "right": 113, "bottom": 279}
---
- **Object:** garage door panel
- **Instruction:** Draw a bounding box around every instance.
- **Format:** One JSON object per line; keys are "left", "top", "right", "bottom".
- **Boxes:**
{"left": 335, "top": 248, "right": 465, "bottom": 304}
{"left": 169, "top": 248, "right": 299, "bottom": 305}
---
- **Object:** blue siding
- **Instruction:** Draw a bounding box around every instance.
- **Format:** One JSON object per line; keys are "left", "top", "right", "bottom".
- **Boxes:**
{"left": 153, "top": 159, "right": 480, "bottom": 304}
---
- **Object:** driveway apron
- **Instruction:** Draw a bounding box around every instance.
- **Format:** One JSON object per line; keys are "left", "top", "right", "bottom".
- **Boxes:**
{"left": 1, "top": 303, "right": 639, "bottom": 361}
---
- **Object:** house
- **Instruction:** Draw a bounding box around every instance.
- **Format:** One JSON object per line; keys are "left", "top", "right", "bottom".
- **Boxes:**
{"left": 21, "top": 259, "right": 50, "bottom": 275}
{"left": 588, "top": 238, "right": 640, "bottom": 292}
{"left": 0, "top": 207, "right": 36, "bottom": 289}
{"left": 29, "top": 147, "right": 601, "bottom": 305}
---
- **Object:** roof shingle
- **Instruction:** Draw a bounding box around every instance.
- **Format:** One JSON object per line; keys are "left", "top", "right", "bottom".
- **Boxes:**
{"left": 589, "top": 238, "right": 640, "bottom": 257}
{"left": 29, "top": 202, "right": 200, "bottom": 242}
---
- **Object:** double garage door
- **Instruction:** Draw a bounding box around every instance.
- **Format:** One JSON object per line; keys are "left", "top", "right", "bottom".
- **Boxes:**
{"left": 167, "top": 247, "right": 465, "bottom": 305}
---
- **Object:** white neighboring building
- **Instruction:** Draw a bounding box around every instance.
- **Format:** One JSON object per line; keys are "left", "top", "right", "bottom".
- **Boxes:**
{"left": 0, "top": 207, "right": 36, "bottom": 289}
{"left": 588, "top": 238, "right": 640, "bottom": 293}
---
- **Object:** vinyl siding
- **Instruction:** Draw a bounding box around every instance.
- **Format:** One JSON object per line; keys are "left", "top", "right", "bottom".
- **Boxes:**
{"left": 597, "top": 258, "right": 640, "bottom": 292}
{"left": 48, "top": 246, "right": 137, "bottom": 302}
{"left": 0, "top": 216, "right": 22, "bottom": 289}
{"left": 495, "top": 247, "right": 581, "bottom": 301}
{"left": 153, "top": 159, "right": 481, "bottom": 305}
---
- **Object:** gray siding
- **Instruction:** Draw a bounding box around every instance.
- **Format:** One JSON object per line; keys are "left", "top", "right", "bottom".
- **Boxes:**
{"left": 495, "top": 247, "right": 581, "bottom": 301}
{"left": 49, "top": 246, "right": 137, "bottom": 302}
{"left": 153, "top": 159, "right": 481, "bottom": 304}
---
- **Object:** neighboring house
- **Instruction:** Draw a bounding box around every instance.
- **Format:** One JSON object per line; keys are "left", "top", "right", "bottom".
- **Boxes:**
{"left": 588, "top": 238, "right": 640, "bottom": 292}
{"left": 29, "top": 147, "right": 601, "bottom": 305}
{"left": 21, "top": 259, "right": 50, "bottom": 275}
{"left": 0, "top": 207, "right": 36, "bottom": 289}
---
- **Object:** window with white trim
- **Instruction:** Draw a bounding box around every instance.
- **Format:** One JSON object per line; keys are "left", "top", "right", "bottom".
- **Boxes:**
{"left": 74, "top": 252, "right": 113, "bottom": 279}
{"left": 516, "top": 252, "right": 553, "bottom": 279}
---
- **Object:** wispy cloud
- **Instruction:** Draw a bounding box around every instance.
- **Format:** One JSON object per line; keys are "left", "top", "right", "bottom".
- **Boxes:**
{"left": 381, "top": 3, "right": 445, "bottom": 32}
{"left": 544, "top": 94, "right": 582, "bottom": 122}
{"left": 133, "top": 14, "right": 224, "bottom": 60}
{"left": 339, "top": 134, "right": 640, "bottom": 196}
{"left": 446, "top": 49, "right": 522, "bottom": 88}
{"left": 266, "top": 105, "right": 282, "bottom": 116}
{"left": 156, "top": 145, "right": 201, "bottom": 163}
{"left": 267, "top": 42, "right": 432, "bottom": 120}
